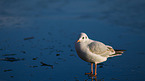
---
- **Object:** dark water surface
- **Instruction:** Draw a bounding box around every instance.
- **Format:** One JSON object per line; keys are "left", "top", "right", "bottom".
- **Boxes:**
{"left": 0, "top": 0, "right": 145, "bottom": 81}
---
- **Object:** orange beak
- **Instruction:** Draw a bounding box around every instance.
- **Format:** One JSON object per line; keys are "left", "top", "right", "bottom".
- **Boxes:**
{"left": 77, "top": 40, "right": 80, "bottom": 43}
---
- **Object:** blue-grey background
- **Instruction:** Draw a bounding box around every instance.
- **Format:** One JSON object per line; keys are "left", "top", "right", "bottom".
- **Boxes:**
{"left": 0, "top": 0, "right": 145, "bottom": 81}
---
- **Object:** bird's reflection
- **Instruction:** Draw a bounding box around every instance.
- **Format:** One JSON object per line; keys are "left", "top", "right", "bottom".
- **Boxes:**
{"left": 84, "top": 75, "right": 97, "bottom": 81}
{"left": 85, "top": 75, "right": 104, "bottom": 81}
{"left": 90, "top": 76, "right": 97, "bottom": 81}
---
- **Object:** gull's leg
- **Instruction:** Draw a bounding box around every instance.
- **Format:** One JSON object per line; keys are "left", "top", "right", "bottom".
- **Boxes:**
{"left": 91, "top": 63, "right": 93, "bottom": 74}
{"left": 94, "top": 64, "right": 97, "bottom": 76}
{"left": 89, "top": 63, "right": 97, "bottom": 77}
{"left": 85, "top": 63, "right": 93, "bottom": 75}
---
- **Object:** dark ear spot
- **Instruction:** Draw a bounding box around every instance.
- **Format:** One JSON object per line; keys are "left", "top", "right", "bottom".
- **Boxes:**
{"left": 86, "top": 37, "right": 87, "bottom": 39}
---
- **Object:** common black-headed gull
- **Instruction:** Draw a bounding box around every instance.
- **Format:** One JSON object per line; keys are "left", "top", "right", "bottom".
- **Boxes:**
{"left": 75, "top": 33, "right": 124, "bottom": 76}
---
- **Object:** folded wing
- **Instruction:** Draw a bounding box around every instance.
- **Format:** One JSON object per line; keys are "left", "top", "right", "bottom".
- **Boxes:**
{"left": 88, "top": 41, "right": 124, "bottom": 58}
{"left": 88, "top": 41, "right": 111, "bottom": 56}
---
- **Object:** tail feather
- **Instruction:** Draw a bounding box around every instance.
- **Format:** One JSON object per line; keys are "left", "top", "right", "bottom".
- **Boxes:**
{"left": 109, "top": 49, "right": 126, "bottom": 57}
{"left": 115, "top": 49, "right": 126, "bottom": 54}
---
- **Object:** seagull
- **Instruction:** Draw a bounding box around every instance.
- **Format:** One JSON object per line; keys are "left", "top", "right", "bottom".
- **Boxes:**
{"left": 75, "top": 33, "right": 125, "bottom": 76}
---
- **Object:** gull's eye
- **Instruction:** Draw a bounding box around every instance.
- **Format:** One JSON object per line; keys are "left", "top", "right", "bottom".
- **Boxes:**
{"left": 82, "top": 37, "right": 84, "bottom": 39}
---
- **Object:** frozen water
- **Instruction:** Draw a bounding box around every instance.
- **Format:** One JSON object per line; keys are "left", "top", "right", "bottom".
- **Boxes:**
{"left": 0, "top": 0, "right": 145, "bottom": 81}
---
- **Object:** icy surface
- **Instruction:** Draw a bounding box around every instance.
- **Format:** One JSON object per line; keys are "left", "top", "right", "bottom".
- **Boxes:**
{"left": 0, "top": 0, "right": 145, "bottom": 81}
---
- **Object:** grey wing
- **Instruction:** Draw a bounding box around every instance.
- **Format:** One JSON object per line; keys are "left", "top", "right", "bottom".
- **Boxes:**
{"left": 88, "top": 41, "right": 109, "bottom": 55}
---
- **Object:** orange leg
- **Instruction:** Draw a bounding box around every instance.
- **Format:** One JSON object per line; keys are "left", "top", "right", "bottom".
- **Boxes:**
{"left": 85, "top": 63, "right": 93, "bottom": 75}
{"left": 85, "top": 63, "right": 97, "bottom": 77}
{"left": 94, "top": 64, "right": 97, "bottom": 76}
{"left": 89, "top": 64, "right": 97, "bottom": 78}
{"left": 89, "top": 63, "right": 97, "bottom": 77}
{"left": 91, "top": 63, "right": 93, "bottom": 74}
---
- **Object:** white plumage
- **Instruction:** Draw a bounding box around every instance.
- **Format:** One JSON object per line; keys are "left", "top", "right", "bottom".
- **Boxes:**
{"left": 75, "top": 32, "right": 124, "bottom": 76}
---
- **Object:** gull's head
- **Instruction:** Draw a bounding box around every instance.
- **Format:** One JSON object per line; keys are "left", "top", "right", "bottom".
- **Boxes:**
{"left": 77, "top": 32, "right": 89, "bottom": 43}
